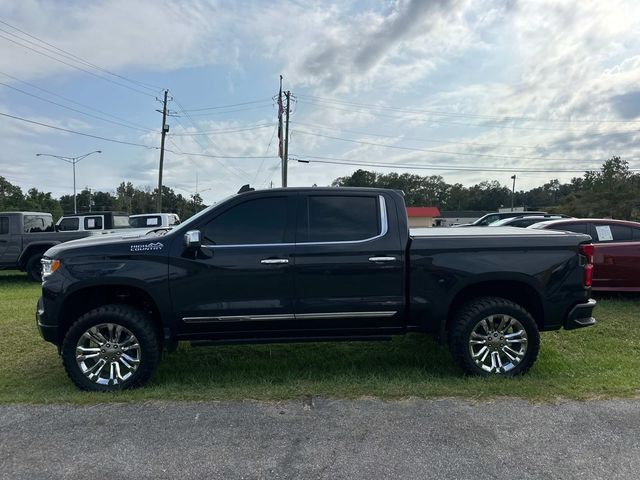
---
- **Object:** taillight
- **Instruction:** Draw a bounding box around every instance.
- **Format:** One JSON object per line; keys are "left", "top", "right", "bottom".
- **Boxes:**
{"left": 579, "top": 244, "right": 594, "bottom": 287}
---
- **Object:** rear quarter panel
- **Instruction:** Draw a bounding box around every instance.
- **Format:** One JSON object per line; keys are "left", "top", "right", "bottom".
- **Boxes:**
{"left": 409, "top": 231, "right": 591, "bottom": 331}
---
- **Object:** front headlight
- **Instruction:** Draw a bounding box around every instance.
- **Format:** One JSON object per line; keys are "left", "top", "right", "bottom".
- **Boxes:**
{"left": 41, "top": 258, "right": 61, "bottom": 278}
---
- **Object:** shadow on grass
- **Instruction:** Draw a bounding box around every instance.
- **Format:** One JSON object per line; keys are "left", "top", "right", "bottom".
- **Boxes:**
{"left": 0, "top": 270, "right": 31, "bottom": 286}
{"left": 153, "top": 334, "right": 462, "bottom": 388}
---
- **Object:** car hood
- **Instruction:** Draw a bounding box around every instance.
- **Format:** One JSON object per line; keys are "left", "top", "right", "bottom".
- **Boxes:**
{"left": 44, "top": 229, "right": 171, "bottom": 258}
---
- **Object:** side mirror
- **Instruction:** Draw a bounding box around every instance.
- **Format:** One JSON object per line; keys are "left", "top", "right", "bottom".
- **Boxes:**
{"left": 184, "top": 230, "right": 202, "bottom": 249}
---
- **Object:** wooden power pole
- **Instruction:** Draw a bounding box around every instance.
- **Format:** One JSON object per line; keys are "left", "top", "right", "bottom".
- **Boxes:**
{"left": 157, "top": 89, "right": 169, "bottom": 212}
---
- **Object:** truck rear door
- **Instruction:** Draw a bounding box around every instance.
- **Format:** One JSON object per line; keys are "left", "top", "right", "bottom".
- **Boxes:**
{"left": 293, "top": 192, "right": 405, "bottom": 332}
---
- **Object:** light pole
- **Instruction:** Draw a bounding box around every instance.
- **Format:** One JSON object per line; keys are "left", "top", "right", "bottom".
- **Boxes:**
{"left": 36, "top": 150, "right": 102, "bottom": 213}
{"left": 510, "top": 174, "right": 517, "bottom": 212}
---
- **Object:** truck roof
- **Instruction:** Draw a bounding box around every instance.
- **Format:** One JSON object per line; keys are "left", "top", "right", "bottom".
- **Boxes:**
{"left": 0, "top": 211, "right": 52, "bottom": 216}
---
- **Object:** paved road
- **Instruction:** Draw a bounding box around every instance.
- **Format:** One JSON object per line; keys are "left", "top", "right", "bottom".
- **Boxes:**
{"left": 1, "top": 397, "right": 639, "bottom": 479}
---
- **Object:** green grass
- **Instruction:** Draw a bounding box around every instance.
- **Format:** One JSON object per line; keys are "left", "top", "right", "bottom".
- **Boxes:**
{"left": 1, "top": 269, "right": 639, "bottom": 403}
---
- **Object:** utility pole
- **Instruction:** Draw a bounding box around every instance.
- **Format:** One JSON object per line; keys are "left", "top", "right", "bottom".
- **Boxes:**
{"left": 511, "top": 174, "right": 517, "bottom": 211}
{"left": 283, "top": 90, "right": 291, "bottom": 187}
{"left": 157, "top": 89, "right": 169, "bottom": 212}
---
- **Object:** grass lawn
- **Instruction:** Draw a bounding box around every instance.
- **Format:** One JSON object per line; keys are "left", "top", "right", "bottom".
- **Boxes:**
{"left": 1, "top": 269, "right": 639, "bottom": 403}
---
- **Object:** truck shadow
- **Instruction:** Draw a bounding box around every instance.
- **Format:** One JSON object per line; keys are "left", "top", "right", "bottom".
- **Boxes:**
{"left": 0, "top": 271, "right": 31, "bottom": 286}
{"left": 155, "top": 334, "right": 462, "bottom": 388}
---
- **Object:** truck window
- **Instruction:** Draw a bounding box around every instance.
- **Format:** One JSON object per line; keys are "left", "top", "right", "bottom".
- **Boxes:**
{"left": 23, "top": 215, "right": 54, "bottom": 233}
{"left": 609, "top": 225, "right": 632, "bottom": 242}
{"left": 298, "top": 195, "right": 380, "bottom": 243}
{"left": 202, "top": 197, "right": 287, "bottom": 245}
{"left": 84, "top": 216, "right": 103, "bottom": 230}
{"left": 58, "top": 218, "right": 79, "bottom": 231}
{"left": 0, "top": 216, "right": 8, "bottom": 234}
{"left": 130, "top": 216, "right": 161, "bottom": 228}
{"left": 111, "top": 215, "right": 130, "bottom": 228}
{"left": 559, "top": 223, "right": 588, "bottom": 234}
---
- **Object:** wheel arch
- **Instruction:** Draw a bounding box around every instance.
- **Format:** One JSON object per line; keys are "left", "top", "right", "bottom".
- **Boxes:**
{"left": 444, "top": 278, "right": 545, "bottom": 334}
{"left": 57, "top": 282, "right": 168, "bottom": 346}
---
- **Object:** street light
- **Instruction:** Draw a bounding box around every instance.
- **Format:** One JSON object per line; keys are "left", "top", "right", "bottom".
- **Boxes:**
{"left": 36, "top": 150, "right": 102, "bottom": 213}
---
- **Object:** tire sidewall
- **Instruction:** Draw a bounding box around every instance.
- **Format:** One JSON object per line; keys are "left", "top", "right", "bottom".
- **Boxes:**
{"left": 61, "top": 306, "right": 158, "bottom": 391}
{"left": 25, "top": 253, "right": 44, "bottom": 282}
{"left": 456, "top": 300, "right": 540, "bottom": 377}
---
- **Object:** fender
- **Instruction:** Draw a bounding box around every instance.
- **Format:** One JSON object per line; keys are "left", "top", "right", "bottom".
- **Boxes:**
{"left": 18, "top": 241, "right": 61, "bottom": 265}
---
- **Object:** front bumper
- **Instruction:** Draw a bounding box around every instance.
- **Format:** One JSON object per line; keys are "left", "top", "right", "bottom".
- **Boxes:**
{"left": 36, "top": 296, "right": 58, "bottom": 344}
{"left": 564, "top": 298, "right": 597, "bottom": 330}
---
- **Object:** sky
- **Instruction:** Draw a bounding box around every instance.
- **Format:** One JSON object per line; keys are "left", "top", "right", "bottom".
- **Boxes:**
{"left": 0, "top": 0, "right": 639, "bottom": 205}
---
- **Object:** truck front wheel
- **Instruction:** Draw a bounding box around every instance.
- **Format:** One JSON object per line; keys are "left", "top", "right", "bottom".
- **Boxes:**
{"left": 25, "top": 252, "right": 44, "bottom": 282}
{"left": 449, "top": 297, "right": 540, "bottom": 376}
{"left": 61, "top": 305, "right": 160, "bottom": 391}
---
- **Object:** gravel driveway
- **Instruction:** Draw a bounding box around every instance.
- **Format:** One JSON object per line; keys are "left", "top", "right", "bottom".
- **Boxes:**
{"left": 1, "top": 397, "right": 639, "bottom": 479}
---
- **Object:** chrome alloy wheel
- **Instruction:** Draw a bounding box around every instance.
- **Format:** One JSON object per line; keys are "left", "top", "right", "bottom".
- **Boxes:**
{"left": 468, "top": 314, "right": 528, "bottom": 374}
{"left": 75, "top": 323, "right": 141, "bottom": 386}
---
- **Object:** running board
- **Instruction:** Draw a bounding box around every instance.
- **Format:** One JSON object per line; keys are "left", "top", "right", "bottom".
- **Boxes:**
{"left": 190, "top": 335, "right": 392, "bottom": 347}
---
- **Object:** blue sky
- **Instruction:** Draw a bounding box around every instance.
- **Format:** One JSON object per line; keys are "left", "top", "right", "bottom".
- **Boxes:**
{"left": 1, "top": 0, "right": 639, "bottom": 205}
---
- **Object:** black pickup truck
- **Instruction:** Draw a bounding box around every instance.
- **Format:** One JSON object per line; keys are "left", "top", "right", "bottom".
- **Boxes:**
{"left": 36, "top": 187, "right": 596, "bottom": 391}
{"left": 0, "top": 211, "right": 94, "bottom": 281}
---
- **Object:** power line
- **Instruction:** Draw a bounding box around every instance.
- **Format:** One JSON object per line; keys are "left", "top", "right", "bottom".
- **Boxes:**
{"left": 0, "top": 80, "right": 156, "bottom": 133}
{"left": 179, "top": 98, "right": 273, "bottom": 112}
{"left": 297, "top": 93, "right": 640, "bottom": 125}
{"left": 0, "top": 70, "right": 156, "bottom": 131}
{"left": 0, "top": 19, "right": 162, "bottom": 93}
{"left": 169, "top": 123, "right": 274, "bottom": 137}
{"left": 0, "top": 110, "right": 158, "bottom": 148}
{"left": 0, "top": 32, "right": 156, "bottom": 98}
{"left": 292, "top": 120, "right": 542, "bottom": 150}
{"left": 290, "top": 154, "right": 627, "bottom": 173}
{"left": 296, "top": 99, "right": 639, "bottom": 134}
{"left": 292, "top": 129, "right": 625, "bottom": 163}
{"left": 185, "top": 103, "right": 274, "bottom": 117}
{"left": 171, "top": 95, "right": 253, "bottom": 181}
{"left": 0, "top": 110, "right": 280, "bottom": 162}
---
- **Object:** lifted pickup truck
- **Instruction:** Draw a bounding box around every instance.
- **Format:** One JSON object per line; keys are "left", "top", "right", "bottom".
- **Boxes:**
{"left": 36, "top": 188, "right": 596, "bottom": 391}
{"left": 0, "top": 211, "right": 94, "bottom": 281}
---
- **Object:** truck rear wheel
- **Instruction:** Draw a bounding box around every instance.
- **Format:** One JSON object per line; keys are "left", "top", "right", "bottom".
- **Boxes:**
{"left": 449, "top": 297, "right": 540, "bottom": 376}
{"left": 61, "top": 305, "right": 160, "bottom": 391}
{"left": 25, "top": 252, "right": 44, "bottom": 282}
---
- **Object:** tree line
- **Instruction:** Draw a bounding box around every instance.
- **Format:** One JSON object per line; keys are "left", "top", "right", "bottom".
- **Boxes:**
{"left": 0, "top": 179, "right": 206, "bottom": 221}
{"left": 332, "top": 156, "right": 640, "bottom": 220}
{"left": 1, "top": 156, "right": 638, "bottom": 221}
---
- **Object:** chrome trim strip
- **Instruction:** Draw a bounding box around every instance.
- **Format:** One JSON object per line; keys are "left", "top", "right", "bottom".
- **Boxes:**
{"left": 182, "top": 310, "right": 397, "bottom": 323}
{"left": 295, "top": 311, "right": 397, "bottom": 320}
{"left": 183, "top": 314, "right": 296, "bottom": 323}
{"left": 202, "top": 195, "right": 388, "bottom": 249}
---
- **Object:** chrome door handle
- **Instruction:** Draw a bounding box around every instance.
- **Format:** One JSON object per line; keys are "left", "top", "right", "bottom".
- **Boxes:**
{"left": 368, "top": 256, "right": 396, "bottom": 263}
{"left": 261, "top": 258, "right": 289, "bottom": 264}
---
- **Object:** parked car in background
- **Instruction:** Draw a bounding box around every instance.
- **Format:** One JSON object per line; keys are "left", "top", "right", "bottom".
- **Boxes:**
{"left": 129, "top": 213, "right": 180, "bottom": 229}
{"left": 55, "top": 211, "right": 130, "bottom": 233}
{"left": 451, "top": 211, "right": 549, "bottom": 227}
{"left": 531, "top": 218, "right": 640, "bottom": 292}
{"left": 0, "top": 212, "right": 95, "bottom": 281}
{"left": 489, "top": 215, "right": 569, "bottom": 228}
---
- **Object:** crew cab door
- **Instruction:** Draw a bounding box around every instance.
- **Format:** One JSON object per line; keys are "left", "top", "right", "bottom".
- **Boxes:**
{"left": 292, "top": 192, "right": 405, "bottom": 332}
{"left": 168, "top": 194, "right": 297, "bottom": 337}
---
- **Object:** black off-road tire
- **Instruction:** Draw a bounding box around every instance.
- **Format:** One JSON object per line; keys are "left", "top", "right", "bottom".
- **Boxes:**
{"left": 25, "top": 252, "right": 44, "bottom": 282}
{"left": 448, "top": 296, "right": 540, "bottom": 377}
{"left": 61, "top": 304, "right": 161, "bottom": 391}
